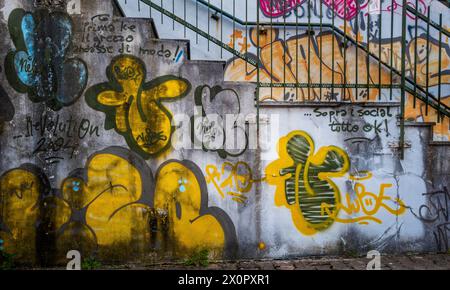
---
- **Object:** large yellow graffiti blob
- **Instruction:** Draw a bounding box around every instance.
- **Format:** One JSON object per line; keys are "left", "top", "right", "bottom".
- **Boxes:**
{"left": 86, "top": 55, "right": 191, "bottom": 159}
{"left": 265, "top": 131, "right": 350, "bottom": 235}
{"left": 55, "top": 147, "right": 155, "bottom": 260}
{"left": 154, "top": 160, "right": 236, "bottom": 258}
{"left": 0, "top": 165, "right": 47, "bottom": 264}
{"left": 0, "top": 148, "right": 237, "bottom": 263}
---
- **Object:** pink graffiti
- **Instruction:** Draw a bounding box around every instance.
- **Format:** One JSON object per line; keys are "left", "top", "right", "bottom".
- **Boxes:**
{"left": 259, "top": 0, "right": 305, "bottom": 18}
{"left": 383, "top": 0, "right": 428, "bottom": 20}
{"left": 323, "top": 0, "right": 370, "bottom": 20}
{"left": 259, "top": 0, "right": 370, "bottom": 20}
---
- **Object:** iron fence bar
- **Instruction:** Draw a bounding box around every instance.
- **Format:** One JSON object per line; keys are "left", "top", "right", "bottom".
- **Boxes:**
{"left": 400, "top": 0, "right": 408, "bottom": 160}
{"left": 343, "top": 0, "right": 347, "bottom": 101}
{"left": 378, "top": 6, "right": 382, "bottom": 101}
{"left": 319, "top": 0, "right": 323, "bottom": 101}
{"left": 425, "top": 9, "right": 431, "bottom": 116}
{"left": 355, "top": 0, "right": 359, "bottom": 101}
{"left": 413, "top": 0, "right": 418, "bottom": 109}
{"left": 256, "top": 0, "right": 260, "bottom": 134}
{"left": 390, "top": 0, "right": 394, "bottom": 101}
{"left": 332, "top": 0, "right": 335, "bottom": 101}
{"left": 438, "top": 13, "right": 443, "bottom": 122}
{"left": 366, "top": 11, "right": 370, "bottom": 101}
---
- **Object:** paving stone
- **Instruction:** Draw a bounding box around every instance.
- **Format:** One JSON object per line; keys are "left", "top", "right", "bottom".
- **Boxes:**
{"left": 329, "top": 260, "right": 353, "bottom": 270}
{"left": 238, "top": 261, "right": 260, "bottom": 270}
{"left": 293, "top": 261, "right": 319, "bottom": 270}
{"left": 276, "top": 265, "right": 296, "bottom": 270}
{"left": 258, "top": 262, "right": 276, "bottom": 270}
{"left": 346, "top": 259, "right": 368, "bottom": 270}
{"left": 207, "top": 263, "right": 224, "bottom": 270}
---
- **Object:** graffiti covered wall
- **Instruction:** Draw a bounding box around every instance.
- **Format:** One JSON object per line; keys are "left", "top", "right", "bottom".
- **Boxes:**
{"left": 0, "top": 0, "right": 448, "bottom": 266}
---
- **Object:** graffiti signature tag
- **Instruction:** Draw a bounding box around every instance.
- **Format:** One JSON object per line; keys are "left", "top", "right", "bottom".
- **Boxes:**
{"left": 321, "top": 183, "right": 406, "bottom": 225}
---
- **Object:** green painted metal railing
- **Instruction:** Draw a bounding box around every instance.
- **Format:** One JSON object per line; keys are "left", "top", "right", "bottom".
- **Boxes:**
{"left": 118, "top": 0, "right": 449, "bottom": 158}
{"left": 121, "top": 0, "right": 449, "bottom": 116}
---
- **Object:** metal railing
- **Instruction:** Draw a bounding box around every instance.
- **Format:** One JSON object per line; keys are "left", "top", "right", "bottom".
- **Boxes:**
{"left": 117, "top": 0, "right": 450, "bottom": 157}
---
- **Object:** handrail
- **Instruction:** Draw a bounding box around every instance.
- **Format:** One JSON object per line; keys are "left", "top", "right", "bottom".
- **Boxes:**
{"left": 122, "top": 0, "right": 449, "bottom": 118}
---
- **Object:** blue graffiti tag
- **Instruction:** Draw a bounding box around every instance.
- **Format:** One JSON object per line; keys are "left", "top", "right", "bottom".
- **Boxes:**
{"left": 5, "top": 8, "right": 87, "bottom": 110}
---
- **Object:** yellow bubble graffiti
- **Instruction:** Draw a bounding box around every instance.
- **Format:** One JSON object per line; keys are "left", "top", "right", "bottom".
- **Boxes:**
{"left": 0, "top": 166, "right": 43, "bottom": 264}
{"left": 86, "top": 55, "right": 191, "bottom": 158}
{"left": 154, "top": 161, "right": 228, "bottom": 258}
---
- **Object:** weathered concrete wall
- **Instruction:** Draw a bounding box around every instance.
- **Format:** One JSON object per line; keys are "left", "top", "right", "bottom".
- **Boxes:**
{"left": 0, "top": 0, "right": 448, "bottom": 266}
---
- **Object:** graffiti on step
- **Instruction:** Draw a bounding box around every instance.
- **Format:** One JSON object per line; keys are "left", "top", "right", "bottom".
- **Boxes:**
{"left": 225, "top": 29, "right": 450, "bottom": 102}
{"left": 310, "top": 107, "right": 393, "bottom": 136}
{"left": 206, "top": 162, "right": 264, "bottom": 204}
{"left": 225, "top": 28, "right": 450, "bottom": 140}
{"left": 75, "top": 14, "right": 137, "bottom": 54}
{"left": 228, "top": 30, "right": 251, "bottom": 53}
{"left": 75, "top": 14, "right": 183, "bottom": 62}
{"left": 0, "top": 147, "right": 238, "bottom": 261}
{"left": 85, "top": 55, "right": 191, "bottom": 159}
{"left": 192, "top": 85, "right": 248, "bottom": 159}
{"left": 12, "top": 114, "right": 101, "bottom": 162}
{"left": 5, "top": 8, "right": 88, "bottom": 111}
{"left": 410, "top": 187, "right": 449, "bottom": 252}
{"left": 139, "top": 44, "right": 185, "bottom": 63}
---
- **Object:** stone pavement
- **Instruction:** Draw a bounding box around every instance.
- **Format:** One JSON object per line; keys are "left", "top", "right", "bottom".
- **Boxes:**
{"left": 113, "top": 253, "right": 450, "bottom": 270}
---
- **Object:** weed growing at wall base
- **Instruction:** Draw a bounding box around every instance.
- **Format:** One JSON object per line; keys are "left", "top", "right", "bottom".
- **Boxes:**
{"left": 183, "top": 249, "right": 210, "bottom": 267}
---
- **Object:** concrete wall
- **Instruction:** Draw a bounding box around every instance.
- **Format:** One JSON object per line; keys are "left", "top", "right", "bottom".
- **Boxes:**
{"left": 0, "top": 0, "right": 448, "bottom": 266}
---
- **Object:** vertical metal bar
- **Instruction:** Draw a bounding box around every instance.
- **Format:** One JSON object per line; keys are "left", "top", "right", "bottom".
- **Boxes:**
{"left": 221, "top": 0, "right": 223, "bottom": 59}
{"left": 208, "top": 0, "right": 210, "bottom": 51}
{"left": 400, "top": 0, "right": 408, "bottom": 160}
{"left": 296, "top": 4, "right": 299, "bottom": 101}
{"left": 378, "top": 2, "right": 382, "bottom": 100}
{"left": 284, "top": 5, "right": 287, "bottom": 100}
{"left": 233, "top": 0, "right": 236, "bottom": 52}
{"left": 257, "top": 0, "right": 261, "bottom": 131}
{"left": 438, "top": 13, "right": 443, "bottom": 122}
{"left": 245, "top": 0, "right": 248, "bottom": 71}
{"left": 172, "top": 0, "right": 175, "bottom": 30}
{"left": 160, "top": 0, "right": 163, "bottom": 24}
{"left": 343, "top": 0, "right": 347, "bottom": 101}
{"left": 413, "top": 0, "right": 418, "bottom": 108}
{"left": 355, "top": 0, "right": 359, "bottom": 101}
{"left": 390, "top": 0, "right": 394, "bottom": 101}
{"left": 196, "top": 0, "right": 199, "bottom": 44}
{"left": 271, "top": 0, "right": 273, "bottom": 99}
{"left": 184, "top": 0, "right": 186, "bottom": 38}
{"left": 332, "top": 0, "right": 335, "bottom": 100}
{"left": 320, "top": 0, "right": 323, "bottom": 101}
{"left": 425, "top": 8, "right": 430, "bottom": 116}
{"left": 308, "top": 0, "right": 311, "bottom": 100}
{"left": 149, "top": 0, "right": 153, "bottom": 27}
{"left": 367, "top": 11, "right": 370, "bottom": 100}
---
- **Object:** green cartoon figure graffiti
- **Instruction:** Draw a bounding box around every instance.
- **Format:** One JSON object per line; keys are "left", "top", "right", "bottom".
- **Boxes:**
{"left": 265, "top": 131, "right": 350, "bottom": 235}
{"left": 86, "top": 55, "right": 191, "bottom": 158}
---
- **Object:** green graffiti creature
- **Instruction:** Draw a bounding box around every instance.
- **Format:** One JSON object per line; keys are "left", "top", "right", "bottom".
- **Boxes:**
{"left": 265, "top": 131, "right": 350, "bottom": 235}
{"left": 85, "top": 55, "right": 191, "bottom": 159}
